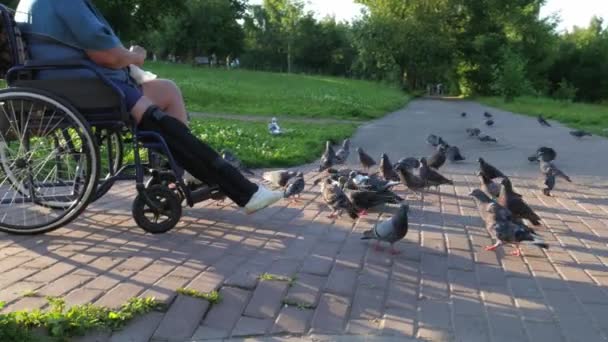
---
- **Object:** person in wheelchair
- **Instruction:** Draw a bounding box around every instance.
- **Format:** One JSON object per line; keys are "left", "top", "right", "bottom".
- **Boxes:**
{"left": 15, "top": 0, "right": 283, "bottom": 214}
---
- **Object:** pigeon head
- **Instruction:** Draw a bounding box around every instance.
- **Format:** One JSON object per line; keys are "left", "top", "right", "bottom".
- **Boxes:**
{"left": 356, "top": 147, "right": 363, "bottom": 153}
{"left": 342, "top": 139, "right": 350, "bottom": 149}
{"left": 296, "top": 172, "right": 304, "bottom": 177}
{"left": 348, "top": 171, "right": 358, "bottom": 179}
{"left": 500, "top": 177, "right": 514, "bottom": 191}
{"left": 469, "top": 189, "right": 492, "bottom": 203}
{"left": 438, "top": 144, "right": 448, "bottom": 152}
{"left": 420, "top": 158, "right": 428, "bottom": 166}
{"left": 478, "top": 157, "right": 485, "bottom": 164}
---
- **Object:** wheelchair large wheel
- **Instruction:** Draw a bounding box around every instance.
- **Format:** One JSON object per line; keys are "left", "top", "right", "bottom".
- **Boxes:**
{"left": 91, "top": 128, "right": 124, "bottom": 201}
{"left": 0, "top": 88, "right": 99, "bottom": 234}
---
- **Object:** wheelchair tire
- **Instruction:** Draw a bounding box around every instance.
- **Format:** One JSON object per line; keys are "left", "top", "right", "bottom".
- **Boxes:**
{"left": 0, "top": 88, "right": 100, "bottom": 235}
{"left": 132, "top": 185, "right": 181, "bottom": 234}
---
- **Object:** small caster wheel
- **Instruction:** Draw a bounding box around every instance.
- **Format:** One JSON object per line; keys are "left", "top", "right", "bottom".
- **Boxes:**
{"left": 132, "top": 185, "right": 182, "bottom": 234}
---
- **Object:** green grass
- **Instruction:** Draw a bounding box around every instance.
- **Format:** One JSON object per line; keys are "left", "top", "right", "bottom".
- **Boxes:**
{"left": 176, "top": 288, "right": 222, "bottom": 305}
{"left": 0, "top": 297, "right": 163, "bottom": 342}
{"left": 187, "top": 118, "right": 357, "bottom": 168}
{"left": 478, "top": 96, "right": 608, "bottom": 136}
{"left": 146, "top": 62, "right": 409, "bottom": 119}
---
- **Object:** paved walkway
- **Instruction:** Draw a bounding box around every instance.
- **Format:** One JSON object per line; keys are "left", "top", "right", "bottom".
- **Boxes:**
{"left": 1, "top": 99, "right": 608, "bottom": 342}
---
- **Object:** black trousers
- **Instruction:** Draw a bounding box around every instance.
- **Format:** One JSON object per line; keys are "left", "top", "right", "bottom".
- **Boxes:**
{"left": 138, "top": 107, "right": 258, "bottom": 207}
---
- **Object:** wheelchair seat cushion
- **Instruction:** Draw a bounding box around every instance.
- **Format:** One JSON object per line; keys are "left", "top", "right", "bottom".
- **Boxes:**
{"left": 0, "top": 5, "right": 28, "bottom": 78}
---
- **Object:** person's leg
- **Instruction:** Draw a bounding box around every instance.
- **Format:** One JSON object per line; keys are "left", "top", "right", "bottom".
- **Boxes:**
{"left": 141, "top": 79, "right": 188, "bottom": 124}
{"left": 116, "top": 80, "right": 281, "bottom": 212}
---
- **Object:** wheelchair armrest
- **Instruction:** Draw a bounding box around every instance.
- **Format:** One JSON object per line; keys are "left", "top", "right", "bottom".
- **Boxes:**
{"left": 23, "top": 59, "right": 94, "bottom": 68}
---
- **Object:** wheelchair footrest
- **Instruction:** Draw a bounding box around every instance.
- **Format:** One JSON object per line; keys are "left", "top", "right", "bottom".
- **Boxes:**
{"left": 190, "top": 185, "right": 224, "bottom": 204}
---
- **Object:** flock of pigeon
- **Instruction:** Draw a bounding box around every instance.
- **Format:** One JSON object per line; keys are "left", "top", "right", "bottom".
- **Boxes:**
{"left": 255, "top": 110, "right": 582, "bottom": 257}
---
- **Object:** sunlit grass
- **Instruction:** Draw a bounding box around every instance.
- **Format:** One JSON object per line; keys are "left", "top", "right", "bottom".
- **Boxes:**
{"left": 146, "top": 62, "right": 409, "bottom": 119}
{"left": 479, "top": 96, "right": 608, "bottom": 136}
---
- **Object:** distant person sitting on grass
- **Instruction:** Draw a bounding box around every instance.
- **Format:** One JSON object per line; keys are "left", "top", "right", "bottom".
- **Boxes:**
{"left": 15, "top": 0, "right": 283, "bottom": 214}
{"left": 268, "top": 117, "right": 283, "bottom": 135}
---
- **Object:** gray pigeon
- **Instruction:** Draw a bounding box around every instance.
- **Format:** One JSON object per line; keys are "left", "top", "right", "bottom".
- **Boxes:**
{"left": 347, "top": 188, "right": 403, "bottom": 216}
{"left": 478, "top": 158, "right": 506, "bottom": 179}
{"left": 361, "top": 204, "right": 409, "bottom": 255}
{"left": 426, "top": 134, "right": 447, "bottom": 147}
{"left": 446, "top": 146, "right": 465, "bottom": 162}
{"left": 498, "top": 178, "right": 541, "bottom": 226}
{"left": 570, "top": 130, "right": 592, "bottom": 138}
{"left": 540, "top": 160, "right": 571, "bottom": 183}
{"left": 419, "top": 158, "right": 453, "bottom": 188}
{"left": 263, "top": 170, "right": 298, "bottom": 187}
{"left": 348, "top": 172, "right": 399, "bottom": 192}
{"left": 395, "top": 157, "right": 421, "bottom": 170}
{"left": 484, "top": 111, "right": 493, "bottom": 118}
{"left": 357, "top": 147, "right": 377, "bottom": 171}
{"left": 222, "top": 150, "right": 254, "bottom": 176}
{"left": 478, "top": 135, "right": 497, "bottom": 143}
{"left": 335, "top": 139, "right": 350, "bottom": 165}
{"left": 380, "top": 153, "right": 400, "bottom": 182}
{"left": 528, "top": 147, "right": 556, "bottom": 162}
{"left": 486, "top": 203, "right": 548, "bottom": 256}
{"left": 395, "top": 163, "right": 427, "bottom": 194}
{"left": 477, "top": 171, "right": 500, "bottom": 198}
{"left": 538, "top": 115, "right": 551, "bottom": 127}
{"left": 428, "top": 145, "right": 447, "bottom": 169}
{"left": 461, "top": 112, "right": 467, "bottom": 117}
{"left": 319, "top": 141, "right": 337, "bottom": 172}
{"left": 320, "top": 178, "right": 359, "bottom": 220}
{"left": 466, "top": 128, "right": 481, "bottom": 137}
{"left": 542, "top": 173, "right": 555, "bottom": 197}
{"left": 485, "top": 119, "right": 495, "bottom": 126}
{"left": 284, "top": 172, "right": 305, "bottom": 202}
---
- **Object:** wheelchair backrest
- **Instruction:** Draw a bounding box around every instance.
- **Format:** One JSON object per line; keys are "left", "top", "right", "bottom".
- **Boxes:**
{"left": 0, "top": 4, "right": 28, "bottom": 79}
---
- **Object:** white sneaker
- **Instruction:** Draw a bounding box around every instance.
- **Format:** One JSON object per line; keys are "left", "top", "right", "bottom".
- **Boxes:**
{"left": 244, "top": 185, "right": 283, "bottom": 214}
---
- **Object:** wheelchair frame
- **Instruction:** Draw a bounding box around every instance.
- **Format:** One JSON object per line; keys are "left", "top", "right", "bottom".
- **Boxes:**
{"left": 0, "top": 5, "right": 222, "bottom": 235}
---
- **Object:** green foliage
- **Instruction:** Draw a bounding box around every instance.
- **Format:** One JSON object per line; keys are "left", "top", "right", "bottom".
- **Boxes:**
{"left": 281, "top": 299, "right": 315, "bottom": 310}
{"left": 187, "top": 117, "right": 357, "bottom": 168}
{"left": 0, "top": 296, "right": 162, "bottom": 342}
{"left": 553, "top": 78, "right": 578, "bottom": 102}
{"left": 146, "top": 62, "right": 409, "bottom": 119}
{"left": 491, "top": 49, "right": 532, "bottom": 102}
{"left": 176, "top": 288, "right": 222, "bottom": 305}
{"left": 478, "top": 96, "right": 608, "bottom": 136}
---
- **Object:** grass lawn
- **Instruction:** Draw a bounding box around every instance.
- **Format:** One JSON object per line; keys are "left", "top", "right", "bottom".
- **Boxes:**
{"left": 187, "top": 117, "right": 356, "bottom": 168}
{"left": 146, "top": 62, "right": 409, "bottom": 119}
{"left": 479, "top": 96, "right": 608, "bottom": 136}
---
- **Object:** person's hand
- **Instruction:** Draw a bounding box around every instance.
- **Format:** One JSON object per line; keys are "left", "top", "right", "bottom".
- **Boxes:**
{"left": 129, "top": 45, "right": 147, "bottom": 66}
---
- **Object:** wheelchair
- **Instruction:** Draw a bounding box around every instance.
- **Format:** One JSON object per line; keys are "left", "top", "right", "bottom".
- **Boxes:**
{"left": 0, "top": 5, "right": 223, "bottom": 235}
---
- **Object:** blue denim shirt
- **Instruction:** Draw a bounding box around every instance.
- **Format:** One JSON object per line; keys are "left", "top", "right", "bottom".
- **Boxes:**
{"left": 15, "top": 0, "right": 129, "bottom": 81}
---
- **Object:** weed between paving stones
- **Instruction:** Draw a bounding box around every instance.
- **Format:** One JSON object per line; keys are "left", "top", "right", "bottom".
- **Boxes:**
{"left": 176, "top": 288, "right": 222, "bottom": 305}
{"left": 258, "top": 273, "right": 296, "bottom": 286}
{"left": 0, "top": 297, "right": 163, "bottom": 342}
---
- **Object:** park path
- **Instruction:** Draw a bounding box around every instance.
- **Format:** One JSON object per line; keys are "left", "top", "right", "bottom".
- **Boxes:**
{"left": 1, "top": 99, "right": 608, "bottom": 342}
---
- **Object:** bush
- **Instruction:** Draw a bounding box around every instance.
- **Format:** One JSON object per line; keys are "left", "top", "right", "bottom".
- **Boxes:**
{"left": 491, "top": 49, "right": 532, "bottom": 102}
{"left": 553, "top": 78, "right": 578, "bottom": 102}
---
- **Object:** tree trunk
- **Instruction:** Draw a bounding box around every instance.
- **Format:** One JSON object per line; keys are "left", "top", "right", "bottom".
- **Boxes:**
{"left": 287, "top": 41, "right": 293, "bottom": 74}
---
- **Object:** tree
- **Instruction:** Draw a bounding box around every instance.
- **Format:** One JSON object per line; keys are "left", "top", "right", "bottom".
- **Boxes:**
{"left": 492, "top": 48, "right": 532, "bottom": 102}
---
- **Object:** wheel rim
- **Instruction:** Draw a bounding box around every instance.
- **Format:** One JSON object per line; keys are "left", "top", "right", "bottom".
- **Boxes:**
{"left": 0, "top": 91, "right": 98, "bottom": 233}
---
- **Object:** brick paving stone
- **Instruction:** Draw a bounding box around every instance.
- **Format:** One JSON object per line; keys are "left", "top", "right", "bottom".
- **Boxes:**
{"left": 0, "top": 281, "right": 45, "bottom": 304}
{"left": 515, "top": 297, "right": 553, "bottom": 322}
{"left": 358, "top": 264, "right": 390, "bottom": 290}
{"left": 502, "top": 258, "right": 533, "bottom": 278}
{"left": 324, "top": 266, "right": 358, "bottom": 296}
{"left": 448, "top": 270, "right": 479, "bottom": 294}
{"left": 243, "top": 280, "right": 290, "bottom": 319}
{"left": 72, "top": 329, "right": 111, "bottom": 342}
{"left": 557, "top": 314, "right": 606, "bottom": 342}
{"left": 487, "top": 312, "right": 527, "bottom": 342}
{"left": 109, "top": 311, "right": 164, "bottom": 342}
{"left": 301, "top": 254, "right": 334, "bottom": 276}
{"left": 265, "top": 259, "right": 301, "bottom": 278}
{"left": 140, "top": 275, "right": 190, "bottom": 305}
{"left": 452, "top": 293, "right": 485, "bottom": 317}
{"left": 95, "top": 283, "right": 145, "bottom": 308}
{"left": 284, "top": 273, "right": 326, "bottom": 308}
{"left": 37, "top": 274, "right": 93, "bottom": 298}
{"left": 524, "top": 321, "right": 566, "bottom": 342}
{"left": 583, "top": 304, "right": 608, "bottom": 337}
{"left": 231, "top": 316, "right": 272, "bottom": 337}
{"left": 201, "top": 287, "right": 250, "bottom": 333}
{"left": 476, "top": 264, "right": 507, "bottom": 286}
{"left": 382, "top": 308, "right": 416, "bottom": 337}
{"left": 422, "top": 238, "right": 446, "bottom": 255}
{"left": 569, "top": 282, "right": 608, "bottom": 305}
{"left": 310, "top": 293, "right": 350, "bottom": 334}
{"left": 509, "top": 277, "right": 543, "bottom": 299}
{"left": 191, "top": 326, "right": 229, "bottom": 341}
{"left": 453, "top": 314, "right": 490, "bottom": 342}
{"left": 0, "top": 255, "right": 32, "bottom": 273}
{"left": 391, "top": 259, "right": 420, "bottom": 284}
{"left": 418, "top": 299, "right": 451, "bottom": 329}
{"left": 64, "top": 288, "right": 104, "bottom": 307}
{"left": 447, "top": 249, "right": 474, "bottom": 271}
{"left": 349, "top": 288, "right": 384, "bottom": 320}
{"left": 420, "top": 274, "right": 449, "bottom": 300}
{"left": 385, "top": 281, "right": 418, "bottom": 311}
{"left": 272, "top": 306, "right": 314, "bottom": 335}
{"left": 346, "top": 318, "right": 382, "bottom": 335}
{"left": 84, "top": 269, "right": 135, "bottom": 291}
{"left": 0, "top": 267, "right": 38, "bottom": 289}
{"left": 421, "top": 252, "right": 448, "bottom": 276}
{"left": 4, "top": 296, "right": 48, "bottom": 312}
{"left": 152, "top": 295, "right": 209, "bottom": 342}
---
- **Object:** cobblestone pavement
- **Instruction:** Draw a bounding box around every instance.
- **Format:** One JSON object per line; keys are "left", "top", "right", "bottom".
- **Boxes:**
{"left": 1, "top": 99, "right": 608, "bottom": 342}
